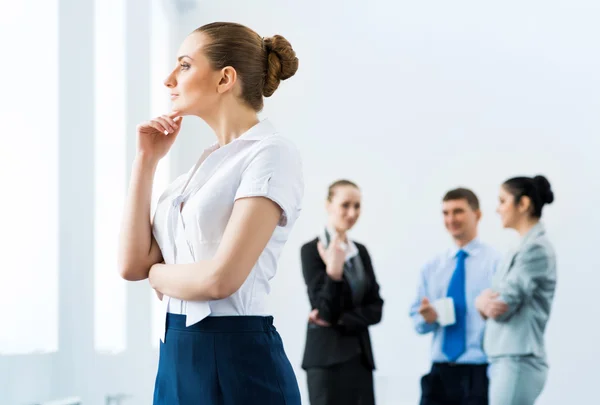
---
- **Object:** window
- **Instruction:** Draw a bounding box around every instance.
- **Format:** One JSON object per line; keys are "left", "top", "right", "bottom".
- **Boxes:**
{"left": 0, "top": 0, "right": 59, "bottom": 354}
{"left": 94, "top": 0, "right": 127, "bottom": 353}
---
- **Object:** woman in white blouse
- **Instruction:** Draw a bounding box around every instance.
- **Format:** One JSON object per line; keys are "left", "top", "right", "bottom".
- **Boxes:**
{"left": 118, "top": 22, "right": 303, "bottom": 404}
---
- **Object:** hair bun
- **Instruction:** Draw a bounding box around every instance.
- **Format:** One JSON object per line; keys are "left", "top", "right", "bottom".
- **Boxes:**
{"left": 262, "top": 35, "right": 299, "bottom": 97}
{"left": 533, "top": 175, "right": 554, "bottom": 204}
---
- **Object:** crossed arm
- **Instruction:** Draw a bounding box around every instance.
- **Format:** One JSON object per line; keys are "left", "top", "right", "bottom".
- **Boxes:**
{"left": 302, "top": 244, "right": 383, "bottom": 330}
{"left": 148, "top": 197, "right": 282, "bottom": 301}
{"left": 476, "top": 244, "right": 550, "bottom": 322}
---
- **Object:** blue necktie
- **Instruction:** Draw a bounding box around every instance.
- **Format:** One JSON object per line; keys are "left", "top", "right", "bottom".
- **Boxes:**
{"left": 442, "top": 249, "right": 468, "bottom": 361}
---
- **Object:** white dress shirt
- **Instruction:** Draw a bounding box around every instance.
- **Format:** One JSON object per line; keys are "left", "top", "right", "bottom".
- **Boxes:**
{"left": 152, "top": 119, "right": 303, "bottom": 341}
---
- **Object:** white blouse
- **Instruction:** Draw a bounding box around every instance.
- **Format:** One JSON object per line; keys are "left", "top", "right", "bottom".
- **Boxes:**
{"left": 152, "top": 119, "right": 303, "bottom": 341}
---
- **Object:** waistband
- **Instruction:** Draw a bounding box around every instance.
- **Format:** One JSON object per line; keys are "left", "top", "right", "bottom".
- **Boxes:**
{"left": 166, "top": 313, "right": 275, "bottom": 333}
{"left": 433, "top": 362, "right": 489, "bottom": 369}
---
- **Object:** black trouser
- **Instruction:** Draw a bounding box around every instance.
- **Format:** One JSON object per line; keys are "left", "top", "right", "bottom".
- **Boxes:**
{"left": 420, "top": 363, "right": 489, "bottom": 405}
{"left": 306, "top": 355, "right": 375, "bottom": 405}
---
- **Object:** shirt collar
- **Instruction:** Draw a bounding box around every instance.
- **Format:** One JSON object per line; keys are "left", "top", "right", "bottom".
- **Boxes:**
{"left": 448, "top": 237, "right": 482, "bottom": 259}
{"left": 236, "top": 118, "right": 278, "bottom": 141}
{"left": 520, "top": 222, "right": 545, "bottom": 247}
{"left": 200, "top": 118, "right": 278, "bottom": 152}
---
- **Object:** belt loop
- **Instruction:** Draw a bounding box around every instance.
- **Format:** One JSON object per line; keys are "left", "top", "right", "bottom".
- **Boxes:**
{"left": 264, "top": 316, "right": 274, "bottom": 331}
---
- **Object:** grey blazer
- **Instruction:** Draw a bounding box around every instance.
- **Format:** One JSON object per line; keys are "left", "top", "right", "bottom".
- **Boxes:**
{"left": 484, "top": 222, "right": 557, "bottom": 359}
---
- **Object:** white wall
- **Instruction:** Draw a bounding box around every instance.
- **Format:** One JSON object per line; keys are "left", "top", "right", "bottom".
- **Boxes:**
{"left": 168, "top": 1, "right": 600, "bottom": 404}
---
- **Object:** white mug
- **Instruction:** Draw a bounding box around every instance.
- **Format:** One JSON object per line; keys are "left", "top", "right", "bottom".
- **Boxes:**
{"left": 432, "top": 297, "right": 456, "bottom": 327}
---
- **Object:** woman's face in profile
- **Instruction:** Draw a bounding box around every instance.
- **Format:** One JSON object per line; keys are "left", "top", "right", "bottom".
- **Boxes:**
{"left": 497, "top": 186, "right": 519, "bottom": 229}
{"left": 163, "top": 32, "right": 222, "bottom": 116}
{"left": 326, "top": 186, "right": 362, "bottom": 232}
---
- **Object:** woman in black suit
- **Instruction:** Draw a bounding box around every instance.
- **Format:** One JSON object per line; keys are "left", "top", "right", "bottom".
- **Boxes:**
{"left": 300, "top": 179, "right": 384, "bottom": 405}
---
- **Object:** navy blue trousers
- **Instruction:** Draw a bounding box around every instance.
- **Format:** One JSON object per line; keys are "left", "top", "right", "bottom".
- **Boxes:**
{"left": 153, "top": 314, "right": 301, "bottom": 405}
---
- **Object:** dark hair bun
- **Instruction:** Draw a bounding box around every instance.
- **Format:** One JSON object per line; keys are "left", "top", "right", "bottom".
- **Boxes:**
{"left": 263, "top": 35, "right": 299, "bottom": 97}
{"left": 533, "top": 175, "right": 554, "bottom": 204}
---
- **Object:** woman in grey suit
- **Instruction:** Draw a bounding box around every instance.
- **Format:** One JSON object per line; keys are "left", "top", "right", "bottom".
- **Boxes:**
{"left": 476, "top": 175, "right": 556, "bottom": 405}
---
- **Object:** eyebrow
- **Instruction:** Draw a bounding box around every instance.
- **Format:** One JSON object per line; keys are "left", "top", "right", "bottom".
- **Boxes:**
{"left": 178, "top": 55, "right": 194, "bottom": 61}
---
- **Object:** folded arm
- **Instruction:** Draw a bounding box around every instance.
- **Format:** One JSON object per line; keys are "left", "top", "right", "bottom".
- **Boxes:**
{"left": 118, "top": 155, "right": 164, "bottom": 281}
{"left": 493, "top": 243, "right": 550, "bottom": 322}
{"left": 338, "top": 284, "right": 383, "bottom": 331}
{"left": 338, "top": 247, "right": 384, "bottom": 331}
{"left": 148, "top": 197, "right": 281, "bottom": 301}
{"left": 301, "top": 243, "right": 345, "bottom": 324}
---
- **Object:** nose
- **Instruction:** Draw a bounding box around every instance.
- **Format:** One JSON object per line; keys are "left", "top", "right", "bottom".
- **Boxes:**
{"left": 164, "top": 69, "right": 176, "bottom": 88}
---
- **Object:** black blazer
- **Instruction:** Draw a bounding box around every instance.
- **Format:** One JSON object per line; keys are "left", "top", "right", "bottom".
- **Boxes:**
{"left": 300, "top": 237, "right": 384, "bottom": 370}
